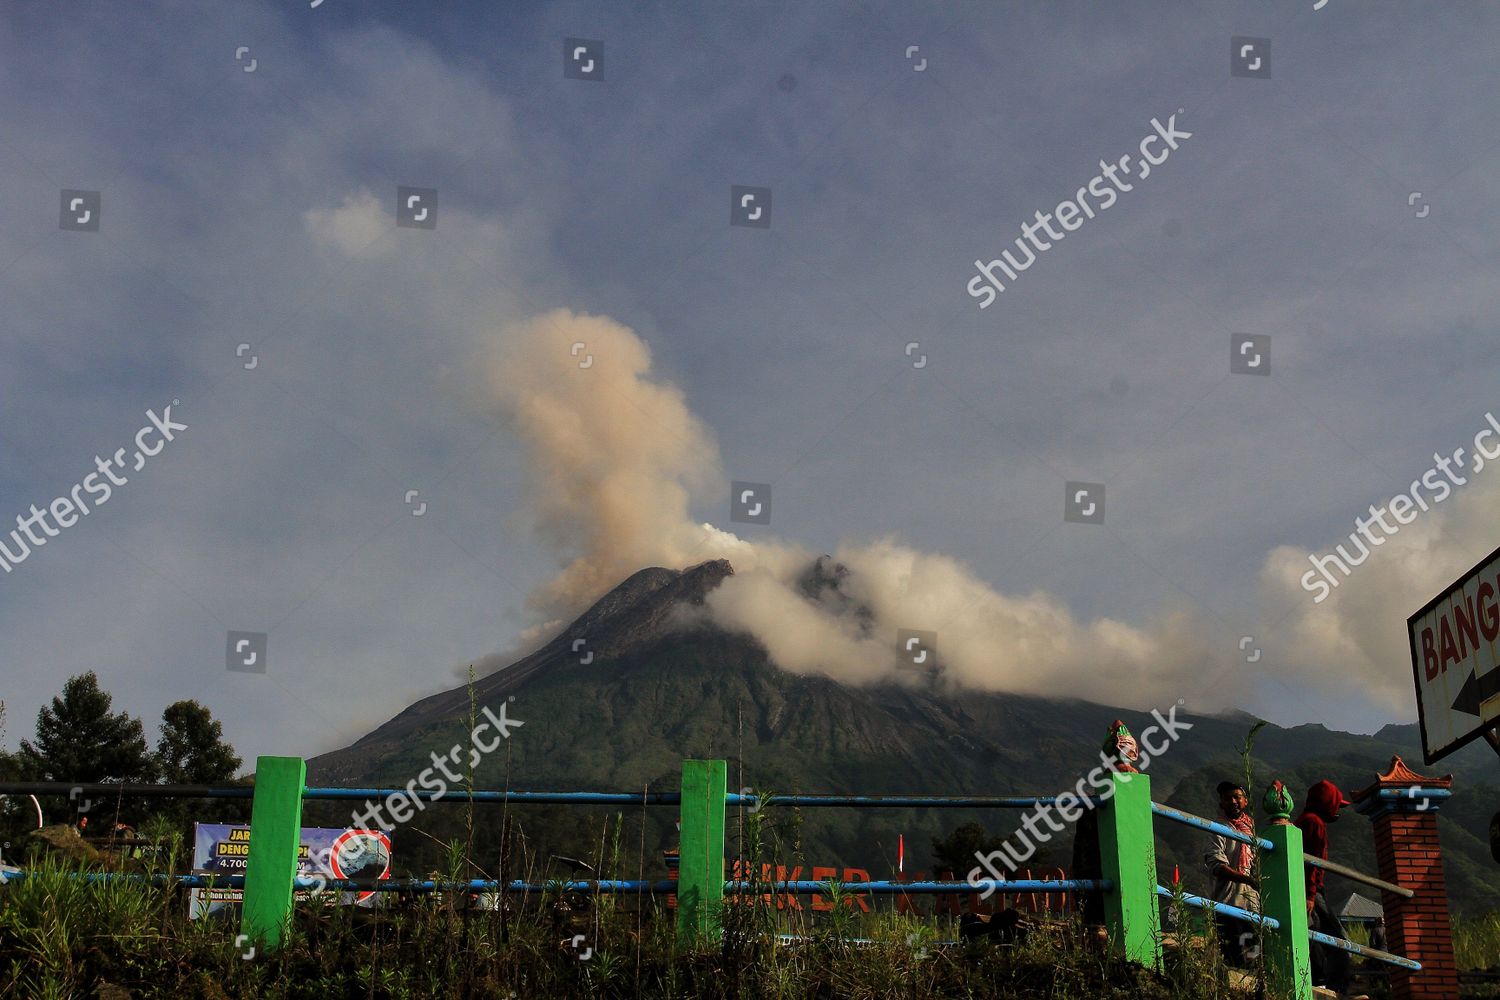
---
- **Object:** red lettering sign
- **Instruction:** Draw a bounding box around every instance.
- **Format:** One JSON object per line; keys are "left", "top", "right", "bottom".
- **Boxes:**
{"left": 1481, "top": 581, "right": 1500, "bottom": 642}
{"left": 1440, "top": 616, "right": 1460, "bottom": 672}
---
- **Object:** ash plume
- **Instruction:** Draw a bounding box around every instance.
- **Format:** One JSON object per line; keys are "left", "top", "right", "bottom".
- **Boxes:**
{"left": 489, "top": 308, "right": 1230, "bottom": 709}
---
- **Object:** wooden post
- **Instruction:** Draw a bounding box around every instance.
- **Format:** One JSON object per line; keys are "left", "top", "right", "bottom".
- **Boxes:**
{"left": 1260, "top": 822, "right": 1313, "bottom": 1000}
{"left": 676, "top": 759, "right": 726, "bottom": 946}
{"left": 239, "top": 756, "right": 306, "bottom": 952}
{"left": 1096, "top": 771, "right": 1161, "bottom": 968}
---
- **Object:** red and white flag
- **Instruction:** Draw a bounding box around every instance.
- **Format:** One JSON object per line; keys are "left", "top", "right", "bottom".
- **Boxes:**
{"left": 897, "top": 834, "right": 905, "bottom": 874}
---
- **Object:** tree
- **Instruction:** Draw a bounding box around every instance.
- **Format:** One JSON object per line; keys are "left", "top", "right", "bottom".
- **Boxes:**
{"left": 0, "top": 699, "right": 16, "bottom": 778}
{"left": 17, "top": 672, "right": 156, "bottom": 784}
{"left": 155, "top": 701, "right": 241, "bottom": 784}
{"left": 931, "top": 821, "right": 1006, "bottom": 877}
{"left": 148, "top": 700, "right": 246, "bottom": 836}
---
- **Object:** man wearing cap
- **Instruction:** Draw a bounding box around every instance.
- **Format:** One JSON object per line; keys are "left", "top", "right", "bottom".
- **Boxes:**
{"left": 1297, "top": 780, "right": 1353, "bottom": 994}
{"left": 1204, "top": 781, "right": 1259, "bottom": 966}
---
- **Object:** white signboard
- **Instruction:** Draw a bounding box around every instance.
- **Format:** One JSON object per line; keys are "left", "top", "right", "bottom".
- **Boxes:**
{"left": 1409, "top": 543, "right": 1500, "bottom": 763}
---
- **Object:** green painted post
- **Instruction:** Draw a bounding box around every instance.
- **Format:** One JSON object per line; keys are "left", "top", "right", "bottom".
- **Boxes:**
{"left": 1097, "top": 771, "right": 1162, "bottom": 968}
{"left": 1260, "top": 823, "right": 1313, "bottom": 1000}
{"left": 240, "top": 756, "right": 307, "bottom": 952}
{"left": 676, "top": 758, "right": 727, "bottom": 946}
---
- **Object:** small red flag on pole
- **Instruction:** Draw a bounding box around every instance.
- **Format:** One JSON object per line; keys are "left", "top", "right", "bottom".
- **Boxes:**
{"left": 898, "top": 834, "right": 905, "bottom": 874}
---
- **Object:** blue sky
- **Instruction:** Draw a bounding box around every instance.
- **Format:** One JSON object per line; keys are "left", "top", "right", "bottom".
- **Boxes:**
{"left": 3, "top": 0, "right": 1499, "bottom": 764}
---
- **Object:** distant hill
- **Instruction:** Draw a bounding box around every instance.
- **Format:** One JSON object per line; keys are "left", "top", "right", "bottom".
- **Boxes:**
{"left": 308, "top": 559, "right": 1500, "bottom": 916}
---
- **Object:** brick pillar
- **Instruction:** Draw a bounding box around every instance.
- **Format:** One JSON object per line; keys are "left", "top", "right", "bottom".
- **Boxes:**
{"left": 1352, "top": 756, "right": 1457, "bottom": 1000}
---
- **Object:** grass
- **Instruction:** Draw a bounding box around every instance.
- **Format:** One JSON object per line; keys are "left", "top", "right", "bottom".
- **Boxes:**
{"left": 9, "top": 854, "right": 1500, "bottom": 997}
{"left": 1457, "top": 911, "right": 1500, "bottom": 972}
{"left": 0, "top": 799, "right": 1275, "bottom": 1000}
{"left": 1, "top": 863, "right": 1269, "bottom": 1000}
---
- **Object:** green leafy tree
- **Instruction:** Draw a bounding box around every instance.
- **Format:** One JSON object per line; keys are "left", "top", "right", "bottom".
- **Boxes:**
{"left": 155, "top": 701, "right": 241, "bottom": 784}
{"left": 152, "top": 700, "right": 247, "bottom": 835}
{"left": 0, "top": 699, "right": 16, "bottom": 779}
{"left": 17, "top": 672, "right": 156, "bottom": 784}
{"left": 0, "top": 701, "right": 29, "bottom": 850}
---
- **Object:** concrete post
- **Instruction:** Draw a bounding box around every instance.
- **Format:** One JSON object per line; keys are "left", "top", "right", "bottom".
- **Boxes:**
{"left": 1260, "top": 822, "right": 1313, "bottom": 1000}
{"left": 1096, "top": 771, "right": 1162, "bottom": 969}
{"left": 239, "top": 756, "right": 306, "bottom": 952}
{"left": 676, "top": 759, "right": 726, "bottom": 946}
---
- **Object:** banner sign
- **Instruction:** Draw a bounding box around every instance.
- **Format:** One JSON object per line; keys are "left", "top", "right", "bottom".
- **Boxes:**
{"left": 189, "top": 823, "right": 391, "bottom": 919}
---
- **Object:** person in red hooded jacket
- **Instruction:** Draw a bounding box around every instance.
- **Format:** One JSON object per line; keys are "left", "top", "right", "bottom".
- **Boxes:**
{"left": 1296, "top": 780, "right": 1353, "bottom": 994}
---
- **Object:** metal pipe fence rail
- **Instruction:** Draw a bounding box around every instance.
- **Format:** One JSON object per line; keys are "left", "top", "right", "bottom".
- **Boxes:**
{"left": 1150, "top": 802, "right": 1275, "bottom": 851}
{"left": 2, "top": 782, "right": 256, "bottom": 800}
{"left": 1307, "top": 929, "right": 1422, "bottom": 971}
{"left": 0, "top": 869, "right": 1109, "bottom": 898}
{"left": 727, "top": 879, "right": 1109, "bottom": 895}
{"left": 0, "top": 761, "right": 1435, "bottom": 1000}
{"left": 2, "top": 784, "right": 1108, "bottom": 810}
{"left": 0, "top": 782, "right": 680, "bottom": 806}
{"left": 0, "top": 871, "right": 681, "bottom": 893}
{"left": 1153, "top": 885, "right": 1281, "bottom": 931}
{"left": 725, "top": 793, "right": 1097, "bottom": 809}
{"left": 1304, "top": 853, "right": 1413, "bottom": 899}
{"left": 1153, "top": 885, "right": 1421, "bottom": 972}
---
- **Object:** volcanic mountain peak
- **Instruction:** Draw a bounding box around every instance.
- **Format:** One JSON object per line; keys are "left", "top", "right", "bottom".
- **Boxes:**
{"left": 568, "top": 558, "right": 734, "bottom": 643}
{"left": 797, "top": 554, "right": 874, "bottom": 630}
{"left": 324, "top": 558, "right": 737, "bottom": 755}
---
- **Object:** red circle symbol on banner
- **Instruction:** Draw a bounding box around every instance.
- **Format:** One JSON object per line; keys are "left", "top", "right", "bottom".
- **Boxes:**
{"left": 328, "top": 829, "right": 392, "bottom": 903}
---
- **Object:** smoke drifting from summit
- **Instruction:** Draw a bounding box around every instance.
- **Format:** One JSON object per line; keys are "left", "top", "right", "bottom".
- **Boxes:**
{"left": 703, "top": 540, "right": 1219, "bottom": 707}
{"left": 490, "top": 308, "right": 1232, "bottom": 709}
{"left": 488, "top": 309, "right": 732, "bottom": 620}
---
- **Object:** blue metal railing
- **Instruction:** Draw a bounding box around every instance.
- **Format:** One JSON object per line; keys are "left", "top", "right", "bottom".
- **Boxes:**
{"left": 1150, "top": 802, "right": 1274, "bottom": 850}
{"left": 732, "top": 879, "right": 1108, "bottom": 895}
{"left": 1308, "top": 929, "right": 1421, "bottom": 971}
{"left": 1, "top": 869, "right": 1109, "bottom": 897}
{"left": 0, "top": 871, "right": 679, "bottom": 892}
{"left": 307, "top": 787, "right": 681, "bottom": 806}
{"left": 0, "top": 784, "right": 1103, "bottom": 810}
{"left": 1153, "top": 885, "right": 1280, "bottom": 930}
{"left": 725, "top": 793, "right": 1095, "bottom": 809}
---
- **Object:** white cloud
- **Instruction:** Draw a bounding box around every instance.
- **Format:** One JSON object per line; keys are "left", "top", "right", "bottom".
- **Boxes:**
{"left": 1258, "top": 467, "right": 1500, "bottom": 715}
{"left": 304, "top": 190, "right": 392, "bottom": 259}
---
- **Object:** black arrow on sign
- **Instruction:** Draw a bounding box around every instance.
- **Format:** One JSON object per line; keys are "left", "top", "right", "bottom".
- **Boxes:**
{"left": 1452, "top": 667, "right": 1500, "bottom": 717}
